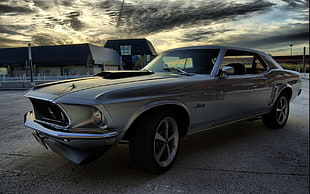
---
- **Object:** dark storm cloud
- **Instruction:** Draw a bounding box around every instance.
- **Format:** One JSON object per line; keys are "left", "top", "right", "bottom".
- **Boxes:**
{"left": 32, "top": 0, "right": 53, "bottom": 10}
{"left": 242, "top": 31, "right": 309, "bottom": 48}
{"left": 97, "top": 0, "right": 122, "bottom": 26}
{"left": 44, "top": 16, "right": 64, "bottom": 27}
{"left": 281, "top": 0, "right": 308, "bottom": 9}
{"left": 31, "top": 0, "right": 84, "bottom": 31}
{"left": 252, "top": 30, "right": 309, "bottom": 47}
{"left": 98, "top": 0, "right": 275, "bottom": 35}
{"left": 0, "top": 37, "right": 24, "bottom": 48}
{"left": 32, "top": 0, "right": 73, "bottom": 10}
{"left": 0, "top": 25, "right": 27, "bottom": 35}
{"left": 217, "top": 23, "right": 309, "bottom": 49}
{"left": 0, "top": 4, "right": 32, "bottom": 14}
{"left": 31, "top": 33, "right": 72, "bottom": 46}
{"left": 60, "top": 1, "right": 73, "bottom": 7}
{"left": 64, "top": 11, "right": 85, "bottom": 31}
{"left": 28, "top": 10, "right": 85, "bottom": 31}
{"left": 180, "top": 29, "right": 232, "bottom": 42}
{"left": 279, "top": 0, "right": 309, "bottom": 21}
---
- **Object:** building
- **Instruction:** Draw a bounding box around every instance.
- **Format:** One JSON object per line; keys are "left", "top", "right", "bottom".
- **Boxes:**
{"left": 273, "top": 55, "right": 309, "bottom": 72}
{"left": 273, "top": 55, "right": 309, "bottom": 65}
{"left": 104, "top": 38, "right": 158, "bottom": 70}
{"left": 0, "top": 44, "right": 121, "bottom": 77}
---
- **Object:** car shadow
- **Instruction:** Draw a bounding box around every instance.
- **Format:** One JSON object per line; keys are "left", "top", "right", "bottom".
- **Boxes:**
{"left": 179, "top": 120, "right": 266, "bottom": 155}
{"left": 10, "top": 120, "right": 274, "bottom": 190}
{"left": 175, "top": 120, "right": 268, "bottom": 167}
{"left": 62, "top": 120, "right": 267, "bottom": 174}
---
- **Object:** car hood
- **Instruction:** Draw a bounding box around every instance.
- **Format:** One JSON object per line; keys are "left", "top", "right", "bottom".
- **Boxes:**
{"left": 25, "top": 71, "right": 181, "bottom": 103}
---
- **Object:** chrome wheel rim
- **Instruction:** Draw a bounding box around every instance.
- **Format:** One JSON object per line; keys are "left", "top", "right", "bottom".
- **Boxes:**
{"left": 276, "top": 96, "right": 288, "bottom": 125}
{"left": 153, "top": 117, "right": 179, "bottom": 167}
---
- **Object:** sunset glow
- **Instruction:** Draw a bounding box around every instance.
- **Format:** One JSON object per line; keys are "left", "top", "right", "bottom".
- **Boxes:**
{"left": 0, "top": 0, "right": 309, "bottom": 55}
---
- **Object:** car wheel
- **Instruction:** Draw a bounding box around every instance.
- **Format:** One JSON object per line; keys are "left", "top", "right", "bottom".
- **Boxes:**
{"left": 129, "top": 109, "right": 180, "bottom": 173}
{"left": 262, "top": 94, "right": 290, "bottom": 129}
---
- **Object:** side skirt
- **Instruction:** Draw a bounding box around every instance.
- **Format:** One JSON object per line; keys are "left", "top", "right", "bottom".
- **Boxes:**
{"left": 187, "top": 111, "right": 270, "bottom": 136}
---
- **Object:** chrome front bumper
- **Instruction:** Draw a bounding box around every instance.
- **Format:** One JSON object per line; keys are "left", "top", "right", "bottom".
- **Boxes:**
{"left": 24, "top": 111, "right": 119, "bottom": 140}
{"left": 24, "top": 111, "right": 120, "bottom": 164}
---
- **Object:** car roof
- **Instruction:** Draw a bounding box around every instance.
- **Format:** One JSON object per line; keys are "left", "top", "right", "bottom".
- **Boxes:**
{"left": 164, "top": 45, "right": 268, "bottom": 56}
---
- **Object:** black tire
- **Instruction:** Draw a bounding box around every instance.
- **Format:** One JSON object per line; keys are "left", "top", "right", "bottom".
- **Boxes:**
{"left": 262, "top": 94, "right": 290, "bottom": 129}
{"left": 129, "top": 109, "right": 180, "bottom": 173}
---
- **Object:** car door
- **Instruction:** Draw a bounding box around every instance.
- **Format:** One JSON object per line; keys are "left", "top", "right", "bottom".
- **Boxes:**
{"left": 213, "top": 50, "right": 270, "bottom": 124}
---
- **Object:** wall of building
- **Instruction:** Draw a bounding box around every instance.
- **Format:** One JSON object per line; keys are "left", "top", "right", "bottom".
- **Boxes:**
{"left": 0, "top": 44, "right": 122, "bottom": 77}
{"left": 9, "top": 64, "right": 119, "bottom": 78}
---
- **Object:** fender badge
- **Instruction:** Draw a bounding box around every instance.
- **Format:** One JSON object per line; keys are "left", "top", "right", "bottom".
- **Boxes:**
{"left": 194, "top": 103, "right": 206, "bottom": 109}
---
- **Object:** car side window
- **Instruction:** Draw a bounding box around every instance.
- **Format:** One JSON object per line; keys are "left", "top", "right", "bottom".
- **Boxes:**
{"left": 145, "top": 49, "right": 220, "bottom": 74}
{"left": 220, "top": 50, "right": 267, "bottom": 75}
{"left": 252, "top": 57, "right": 267, "bottom": 74}
{"left": 162, "top": 56, "right": 194, "bottom": 69}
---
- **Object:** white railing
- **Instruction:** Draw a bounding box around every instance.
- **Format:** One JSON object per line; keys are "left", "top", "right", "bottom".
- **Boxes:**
{"left": 1, "top": 73, "right": 92, "bottom": 82}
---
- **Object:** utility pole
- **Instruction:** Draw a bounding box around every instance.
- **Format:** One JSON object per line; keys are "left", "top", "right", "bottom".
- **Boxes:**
{"left": 289, "top": 44, "right": 293, "bottom": 56}
{"left": 28, "top": 43, "right": 34, "bottom": 82}
{"left": 302, "top": 47, "right": 306, "bottom": 73}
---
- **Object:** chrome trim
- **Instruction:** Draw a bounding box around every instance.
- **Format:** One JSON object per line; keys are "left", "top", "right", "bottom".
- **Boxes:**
{"left": 25, "top": 111, "right": 119, "bottom": 139}
{"left": 298, "top": 89, "right": 302, "bottom": 96}
{"left": 211, "top": 48, "right": 226, "bottom": 76}
{"left": 29, "top": 98, "right": 72, "bottom": 129}
{"left": 269, "top": 86, "right": 279, "bottom": 105}
{"left": 55, "top": 103, "right": 72, "bottom": 128}
{"left": 35, "top": 119, "right": 69, "bottom": 130}
{"left": 187, "top": 111, "right": 269, "bottom": 135}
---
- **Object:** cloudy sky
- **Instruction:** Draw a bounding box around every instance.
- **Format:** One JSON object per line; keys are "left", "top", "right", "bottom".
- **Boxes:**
{"left": 0, "top": 0, "right": 309, "bottom": 55}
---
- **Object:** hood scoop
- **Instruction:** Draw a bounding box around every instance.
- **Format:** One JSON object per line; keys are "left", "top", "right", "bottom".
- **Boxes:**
{"left": 95, "top": 71, "right": 153, "bottom": 79}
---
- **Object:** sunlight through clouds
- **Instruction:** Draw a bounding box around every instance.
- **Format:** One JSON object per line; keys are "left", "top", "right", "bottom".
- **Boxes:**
{"left": 0, "top": 0, "right": 308, "bottom": 55}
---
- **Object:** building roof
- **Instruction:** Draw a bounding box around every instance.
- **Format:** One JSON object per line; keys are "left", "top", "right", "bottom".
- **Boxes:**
{"left": 0, "top": 44, "right": 120, "bottom": 66}
{"left": 104, "top": 38, "right": 158, "bottom": 56}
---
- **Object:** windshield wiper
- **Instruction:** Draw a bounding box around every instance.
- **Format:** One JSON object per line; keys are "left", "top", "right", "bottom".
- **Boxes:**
{"left": 163, "top": 67, "right": 192, "bottom": 76}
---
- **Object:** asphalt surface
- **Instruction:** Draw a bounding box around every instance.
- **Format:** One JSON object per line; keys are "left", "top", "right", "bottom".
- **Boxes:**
{"left": 0, "top": 80, "right": 309, "bottom": 193}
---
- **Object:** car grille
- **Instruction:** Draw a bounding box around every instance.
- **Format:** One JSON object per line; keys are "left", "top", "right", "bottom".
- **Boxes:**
{"left": 30, "top": 98, "right": 70, "bottom": 129}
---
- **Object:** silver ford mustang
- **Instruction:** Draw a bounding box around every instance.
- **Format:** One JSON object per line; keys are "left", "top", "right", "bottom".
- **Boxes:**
{"left": 24, "top": 45, "right": 301, "bottom": 173}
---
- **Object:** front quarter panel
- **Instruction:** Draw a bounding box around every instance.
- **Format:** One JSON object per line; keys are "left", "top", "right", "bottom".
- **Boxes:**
{"left": 96, "top": 75, "right": 216, "bottom": 137}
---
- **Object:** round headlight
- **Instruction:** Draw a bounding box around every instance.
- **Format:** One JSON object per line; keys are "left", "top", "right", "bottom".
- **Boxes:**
{"left": 92, "top": 110, "right": 105, "bottom": 127}
{"left": 93, "top": 110, "right": 101, "bottom": 123}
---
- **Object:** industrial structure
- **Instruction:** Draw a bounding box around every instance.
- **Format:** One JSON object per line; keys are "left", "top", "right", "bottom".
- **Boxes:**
{"left": 0, "top": 44, "right": 121, "bottom": 77}
{"left": 104, "top": 38, "right": 158, "bottom": 70}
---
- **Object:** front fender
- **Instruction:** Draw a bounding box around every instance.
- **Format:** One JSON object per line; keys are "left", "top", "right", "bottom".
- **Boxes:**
{"left": 104, "top": 99, "right": 190, "bottom": 140}
{"left": 125, "top": 99, "right": 190, "bottom": 132}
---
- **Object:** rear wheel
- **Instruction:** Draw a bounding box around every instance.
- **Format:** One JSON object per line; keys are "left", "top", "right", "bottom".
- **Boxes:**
{"left": 262, "top": 94, "right": 289, "bottom": 129}
{"left": 129, "top": 109, "right": 180, "bottom": 173}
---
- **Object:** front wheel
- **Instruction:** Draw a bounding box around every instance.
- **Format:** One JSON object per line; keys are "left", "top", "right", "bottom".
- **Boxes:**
{"left": 129, "top": 109, "right": 180, "bottom": 173}
{"left": 262, "top": 94, "right": 290, "bottom": 129}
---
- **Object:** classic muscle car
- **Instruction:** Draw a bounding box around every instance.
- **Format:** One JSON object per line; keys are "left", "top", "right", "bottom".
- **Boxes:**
{"left": 24, "top": 45, "right": 302, "bottom": 173}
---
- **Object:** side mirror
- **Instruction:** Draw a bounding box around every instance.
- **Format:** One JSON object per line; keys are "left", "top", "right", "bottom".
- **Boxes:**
{"left": 222, "top": 66, "right": 234, "bottom": 75}
{"left": 219, "top": 66, "right": 234, "bottom": 78}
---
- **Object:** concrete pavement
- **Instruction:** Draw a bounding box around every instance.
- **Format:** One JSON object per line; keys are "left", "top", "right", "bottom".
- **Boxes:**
{"left": 0, "top": 80, "right": 309, "bottom": 193}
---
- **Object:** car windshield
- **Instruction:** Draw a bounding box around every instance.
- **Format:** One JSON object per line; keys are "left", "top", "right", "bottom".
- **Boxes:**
{"left": 143, "top": 49, "right": 220, "bottom": 75}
